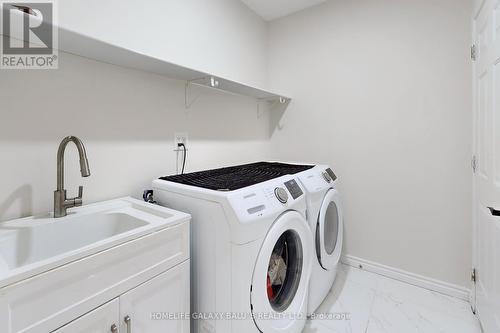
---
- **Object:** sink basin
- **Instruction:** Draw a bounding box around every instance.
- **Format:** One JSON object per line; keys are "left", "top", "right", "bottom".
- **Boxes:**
{"left": 0, "top": 212, "right": 148, "bottom": 271}
{"left": 0, "top": 197, "right": 190, "bottom": 288}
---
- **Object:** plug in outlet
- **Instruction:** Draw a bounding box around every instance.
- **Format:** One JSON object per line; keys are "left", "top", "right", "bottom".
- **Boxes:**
{"left": 174, "top": 132, "right": 188, "bottom": 151}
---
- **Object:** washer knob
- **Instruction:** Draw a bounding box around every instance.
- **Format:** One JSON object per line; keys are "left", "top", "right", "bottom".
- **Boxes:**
{"left": 274, "top": 187, "right": 288, "bottom": 204}
{"left": 322, "top": 172, "right": 332, "bottom": 183}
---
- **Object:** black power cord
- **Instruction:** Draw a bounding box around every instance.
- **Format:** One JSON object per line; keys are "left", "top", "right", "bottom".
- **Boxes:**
{"left": 142, "top": 190, "right": 156, "bottom": 204}
{"left": 178, "top": 143, "right": 187, "bottom": 174}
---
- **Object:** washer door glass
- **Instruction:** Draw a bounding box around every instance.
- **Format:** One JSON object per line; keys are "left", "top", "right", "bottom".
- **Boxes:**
{"left": 267, "top": 230, "right": 303, "bottom": 312}
{"left": 251, "top": 211, "right": 312, "bottom": 333}
{"left": 317, "top": 189, "right": 343, "bottom": 270}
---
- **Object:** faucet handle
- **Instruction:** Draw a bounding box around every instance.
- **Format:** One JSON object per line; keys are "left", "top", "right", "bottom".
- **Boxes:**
{"left": 72, "top": 185, "right": 84, "bottom": 208}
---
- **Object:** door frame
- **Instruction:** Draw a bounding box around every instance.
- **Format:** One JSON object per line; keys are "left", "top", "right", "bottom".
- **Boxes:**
{"left": 471, "top": 0, "right": 482, "bottom": 313}
{"left": 471, "top": 2, "right": 499, "bottom": 327}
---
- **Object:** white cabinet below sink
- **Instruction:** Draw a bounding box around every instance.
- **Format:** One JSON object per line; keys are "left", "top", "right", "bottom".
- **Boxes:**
{"left": 53, "top": 299, "right": 120, "bottom": 333}
{"left": 0, "top": 198, "right": 191, "bottom": 333}
{"left": 53, "top": 261, "right": 190, "bottom": 333}
{"left": 120, "top": 261, "right": 190, "bottom": 333}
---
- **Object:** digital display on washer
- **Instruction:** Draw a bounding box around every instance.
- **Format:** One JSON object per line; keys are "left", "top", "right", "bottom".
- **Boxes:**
{"left": 284, "top": 179, "right": 303, "bottom": 199}
{"left": 326, "top": 168, "right": 337, "bottom": 182}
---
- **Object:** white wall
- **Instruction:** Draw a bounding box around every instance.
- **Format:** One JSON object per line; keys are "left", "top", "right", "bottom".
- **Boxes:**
{"left": 58, "top": 0, "right": 268, "bottom": 88}
{"left": 0, "top": 0, "right": 474, "bottom": 289}
{"left": 0, "top": 0, "right": 271, "bottom": 222}
{"left": 0, "top": 51, "right": 273, "bottom": 221}
{"left": 268, "top": 0, "right": 473, "bottom": 287}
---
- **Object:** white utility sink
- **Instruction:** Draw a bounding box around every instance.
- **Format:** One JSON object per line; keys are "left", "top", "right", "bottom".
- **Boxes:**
{"left": 0, "top": 197, "right": 190, "bottom": 288}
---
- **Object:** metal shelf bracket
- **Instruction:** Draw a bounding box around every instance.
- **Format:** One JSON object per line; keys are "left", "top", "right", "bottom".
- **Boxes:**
{"left": 185, "top": 76, "right": 222, "bottom": 109}
{"left": 256, "top": 96, "right": 290, "bottom": 129}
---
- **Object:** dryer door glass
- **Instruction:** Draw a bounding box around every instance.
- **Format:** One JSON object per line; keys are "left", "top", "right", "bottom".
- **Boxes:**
{"left": 317, "top": 189, "right": 343, "bottom": 270}
{"left": 267, "top": 230, "right": 303, "bottom": 312}
{"left": 324, "top": 201, "right": 339, "bottom": 255}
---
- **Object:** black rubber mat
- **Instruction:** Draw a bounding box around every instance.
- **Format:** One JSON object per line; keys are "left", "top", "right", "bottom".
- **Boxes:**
{"left": 159, "top": 162, "right": 314, "bottom": 191}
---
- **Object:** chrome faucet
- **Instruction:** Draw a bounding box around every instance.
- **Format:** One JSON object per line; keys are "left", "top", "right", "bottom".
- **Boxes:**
{"left": 53, "top": 136, "right": 91, "bottom": 218}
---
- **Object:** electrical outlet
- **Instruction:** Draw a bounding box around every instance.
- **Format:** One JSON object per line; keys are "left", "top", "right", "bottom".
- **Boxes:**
{"left": 174, "top": 132, "right": 188, "bottom": 150}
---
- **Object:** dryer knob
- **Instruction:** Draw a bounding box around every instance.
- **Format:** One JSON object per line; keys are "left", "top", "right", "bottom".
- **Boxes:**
{"left": 322, "top": 172, "right": 332, "bottom": 183}
{"left": 274, "top": 187, "right": 289, "bottom": 204}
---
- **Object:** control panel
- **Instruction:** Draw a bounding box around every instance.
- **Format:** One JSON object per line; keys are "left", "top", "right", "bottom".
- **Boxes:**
{"left": 325, "top": 168, "right": 337, "bottom": 182}
{"left": 284, "top": 179, "right": 304, "bottom": 199}
{"left": 322, "top": 172, "right": 332, "bottom": 183}
{"left": 229, "top": 176, "right": 306, "bottom": 222}
{"left": 274, "top": 187, "right": 289, "bottom": 203}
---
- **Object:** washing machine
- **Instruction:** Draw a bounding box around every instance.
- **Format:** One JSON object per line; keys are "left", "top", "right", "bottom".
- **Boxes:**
{"left": 295, "top": 165, "right": 343, "bottom": 315}
{"left": 152, "top": 162, "right": 314, "bottom": 333}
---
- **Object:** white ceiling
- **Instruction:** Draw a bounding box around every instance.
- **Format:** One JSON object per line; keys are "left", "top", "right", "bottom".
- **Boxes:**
{"left": 240, "top": 0, "right": 327, "bottom": 21}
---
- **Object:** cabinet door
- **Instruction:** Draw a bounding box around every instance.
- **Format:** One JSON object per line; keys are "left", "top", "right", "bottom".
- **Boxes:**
{"left": 120, "top": 260, "right": 190, "bottom": 333}
{"left": 52, "top": 299, "right": 119, "bottom": 333}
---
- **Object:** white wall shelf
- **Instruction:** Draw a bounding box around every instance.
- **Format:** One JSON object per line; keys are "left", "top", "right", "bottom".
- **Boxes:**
{"left": 1, "top": 6, "right": 291, "bottom": 106}
{"left": 58, "top": 27, "right": 291, "bottom": 103}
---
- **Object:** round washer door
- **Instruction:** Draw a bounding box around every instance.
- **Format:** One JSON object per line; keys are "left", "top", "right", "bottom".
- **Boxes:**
{"left": 317, "top": 189, "right": 343, "bottom": 270}
{"left": 251, "top": 211, "right": 312, "bottom": 333}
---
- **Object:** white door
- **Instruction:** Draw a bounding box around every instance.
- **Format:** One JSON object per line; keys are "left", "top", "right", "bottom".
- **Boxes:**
{"left": 120, "top": 260, "right": 190, "bottom": 333}
{"left": 473, "top": 1, "right": 500, "bottom": 331}
{"left": 52, "top": 299, "right": 119, "bottom": 333}
{"left": 251, "top": 211, "right": 313, "bottom": 333}
{"left": 316, "top": 189, "right": 343, "bottom": 270}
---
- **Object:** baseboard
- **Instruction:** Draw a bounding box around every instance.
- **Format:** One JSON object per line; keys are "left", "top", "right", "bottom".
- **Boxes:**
{"left": 341, "top": 255, "right": 471, "bottom": 301}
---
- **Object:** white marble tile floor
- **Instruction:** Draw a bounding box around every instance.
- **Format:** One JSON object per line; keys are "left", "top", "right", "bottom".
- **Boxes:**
{"left": 304, "top": 265, "right": 482, "bottom": 333}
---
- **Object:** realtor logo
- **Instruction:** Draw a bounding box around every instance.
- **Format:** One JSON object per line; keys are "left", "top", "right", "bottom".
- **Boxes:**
{"left": 1, "top": 1, "right": 58, "bottom": 69}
